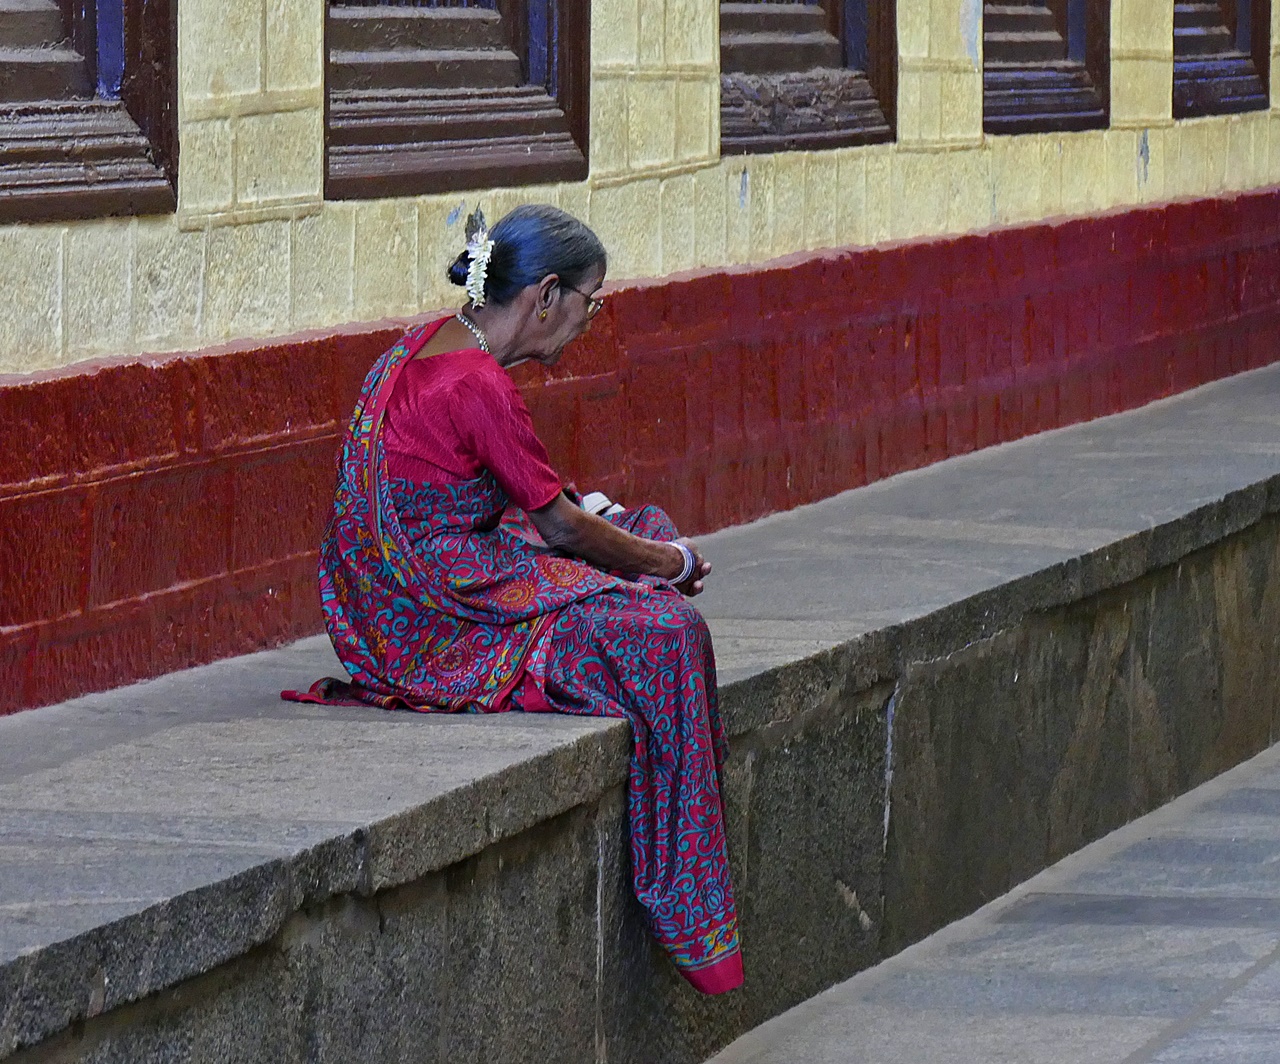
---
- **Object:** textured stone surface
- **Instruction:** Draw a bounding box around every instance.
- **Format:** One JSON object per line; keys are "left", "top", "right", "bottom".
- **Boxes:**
{"left": 5, "top": 366, "right": 1280, "bottom": 1060}
{"left": 0, "top": 225, "right": 62, "bottom": 373}
{"left": 0, "top": 645, "right": 630, "bottom": 1060}
{"left": 708, "top": 744, "right": 1280, "bottom": 1064}
{"left": 726, "top": 679, "right": 889, "bottom": 1026}
{"left": 883, "top": 518, "right": 1280, "bottom": 952}
{"left": 594, "top": 681, "right": 891, "bottom": 1064}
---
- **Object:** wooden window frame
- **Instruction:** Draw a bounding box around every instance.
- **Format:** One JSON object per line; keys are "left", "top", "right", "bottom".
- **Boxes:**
{"left": 325, "top": 0, "right": 590, "bottom": 200}
{"left": 0, "top": 0, "right": 177, "bottom": 225}
{"left": 1173, "top": 0, "right": 1270, "bottom": 118}
{"left": 983, "top": 0, "right": 1111, "bottom": 135}
{"left": 719, "top": 0, "right": 897, "bottom": 156}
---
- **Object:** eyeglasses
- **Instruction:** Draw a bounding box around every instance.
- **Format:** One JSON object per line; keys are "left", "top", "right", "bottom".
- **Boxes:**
{"left": 560, "top": 281, "right": 605, "bottom": 319}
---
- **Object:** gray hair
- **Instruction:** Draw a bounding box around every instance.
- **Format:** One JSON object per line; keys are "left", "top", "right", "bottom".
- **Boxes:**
{"left": 448, "top": 204, "right": 607, "bottom": 305}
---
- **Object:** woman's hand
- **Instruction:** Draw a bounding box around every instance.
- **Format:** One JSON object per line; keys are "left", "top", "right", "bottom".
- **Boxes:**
{"left": 528, "top": 494, "right": 712, "bottom": 593}
{"left": 669, "top": 538, "right": 712, "bottom": 597}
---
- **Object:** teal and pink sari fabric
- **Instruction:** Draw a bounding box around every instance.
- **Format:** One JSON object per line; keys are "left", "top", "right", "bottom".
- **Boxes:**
{"left": 534, "top": 521, "right": 744, "bottom": 993}
{"left": 284, "top": 321, "right": 743, "bottom": 993}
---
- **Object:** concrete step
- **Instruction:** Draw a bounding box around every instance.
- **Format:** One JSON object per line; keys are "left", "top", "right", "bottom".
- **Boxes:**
{"left": 328, "top": 5, "right": 507, "bottom": 52}
{"left": 0, "top": 0, "right": 64, "bottom": 48}
{"left": 0, "top": 44, "right": 89, "bottom": 100}
{"left": 708, "top": 740, "right": 1280, "bottom": 1064}
{"left": 329, "top": 46, "right": 523, "bottom": 92}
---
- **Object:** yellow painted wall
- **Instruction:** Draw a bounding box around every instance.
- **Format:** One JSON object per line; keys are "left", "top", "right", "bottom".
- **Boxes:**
{"left": 1, "top": 0, "right": 1279, "bottom": 375}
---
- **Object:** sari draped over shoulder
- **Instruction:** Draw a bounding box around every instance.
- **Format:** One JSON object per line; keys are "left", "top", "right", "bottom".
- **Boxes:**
{"left": 286, "top": 320, "right": 744, "bottom": 995}
{"left": 301, "top": 321, "right": 617, "bottom": 712}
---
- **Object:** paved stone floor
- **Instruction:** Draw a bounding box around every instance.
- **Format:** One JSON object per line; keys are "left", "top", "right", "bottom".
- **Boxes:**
{"left": 708, "top": 741, "right": 1280, "bottom": 1064}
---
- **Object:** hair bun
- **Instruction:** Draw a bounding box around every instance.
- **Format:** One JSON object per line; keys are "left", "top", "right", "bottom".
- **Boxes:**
{"left": 447, "top": 250, "right": 471, "bottom": 287}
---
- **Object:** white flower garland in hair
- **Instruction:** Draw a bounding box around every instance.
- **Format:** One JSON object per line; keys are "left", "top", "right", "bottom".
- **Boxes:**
{"left": 463, "top": 207, "right": 495, "bottom": 308}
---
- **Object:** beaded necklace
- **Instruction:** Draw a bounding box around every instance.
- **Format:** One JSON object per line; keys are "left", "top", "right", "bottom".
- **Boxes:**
{"left": 454, "top": 311, "right": 491, "bottom": 354}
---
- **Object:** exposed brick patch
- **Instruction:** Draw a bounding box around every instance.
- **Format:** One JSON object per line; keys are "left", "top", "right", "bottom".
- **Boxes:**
{"left": 4, "top": 191, "right": 1280, "bottom": 713}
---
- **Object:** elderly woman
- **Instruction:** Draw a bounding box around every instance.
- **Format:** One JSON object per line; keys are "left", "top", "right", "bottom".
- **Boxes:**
{"left": 286, "top": 205, "right": 742, "bottom": 995}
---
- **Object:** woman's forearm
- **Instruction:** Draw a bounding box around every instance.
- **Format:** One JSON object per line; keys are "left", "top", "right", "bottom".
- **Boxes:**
{"left": 528, "top": 494, "right": 684, "bottom": 579}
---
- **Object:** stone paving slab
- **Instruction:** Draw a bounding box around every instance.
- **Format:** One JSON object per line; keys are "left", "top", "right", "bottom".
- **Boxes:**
{"left": 0, "top": 652, "right": 632, "bottom": 1054}
{"left": 0, "top": 699, "right": 631, "bottom": 955}
{"left": 706, "top": 743, "right": 1280, "bottom": 1064}
{"left": 696, "top": 364, "right": 1280, "bottom": 683}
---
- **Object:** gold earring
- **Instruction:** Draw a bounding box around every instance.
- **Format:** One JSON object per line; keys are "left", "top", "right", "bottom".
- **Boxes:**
{"left": 539, "top": 310, "right": 548, "bottom": 321}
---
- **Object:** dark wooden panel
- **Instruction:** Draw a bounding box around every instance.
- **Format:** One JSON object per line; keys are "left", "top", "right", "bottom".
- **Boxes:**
{"left": 0, "top": 0, "right": 176, "bottom": 222}
{"left": 1173, "top": 0, "right": 1268, "bottom": 117}
{"left": 61, "top": 0, "right": 98, "bottom": 87}
{"left": 325, "top": 0, "right": 588, "bottom": 199}
{"left": 720, "top": 67, "right": 891, "bottom": 153}
{"left": 327, "top": 85, "right": 587, "bottom": 200}
{"left": 1251, "top": 0, "right": 1270, "bottom": 91}
{"left": 1085, "top": 0, "right": 1110, "bottom": 114}
{"left": 556, "top": 0, "right": 589, "bottom": 151}
{"left": 0, "top": 49, "right": 91, "bottom": 101}
{"left": 0, "top": 100, "right": 174, "bottom": 224}
{"left": 721, "top": 3, "right": 842, "bottom": 73}
{"left": 331, "top": 0, "right": 499, "bottom": 6}
{"left": 983, "top": 0, "right": 1108, "bottom": 135}
{"left": 719, "top": 0, "right": 896, "bottom": 155}
{"left": 865, "top": 0, "right": 897, "bottom": 129}
{"left": 495, "top": 0, "right": 528, "bottom": 70}
{"left": 121, "top": 0, "right": 177, "bottom": 185}
{"left": 0, "top": 0, "right": 93, "bottom": 101}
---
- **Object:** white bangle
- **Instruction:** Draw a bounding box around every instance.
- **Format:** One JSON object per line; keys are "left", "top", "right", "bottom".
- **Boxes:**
{"left": 669, "top": 541, "right": 696, "bottom": 584}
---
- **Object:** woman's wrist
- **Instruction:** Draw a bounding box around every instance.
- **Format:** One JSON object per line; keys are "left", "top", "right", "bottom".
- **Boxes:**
{"left": 667, "top": 541, "right": 695, "bottom": 584}
{"left": 654, "top": 541, "right": 682, "bottom": 581}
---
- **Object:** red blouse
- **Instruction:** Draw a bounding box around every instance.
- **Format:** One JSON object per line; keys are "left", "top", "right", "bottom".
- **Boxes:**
{"left": 382, "top": 344, "right": 564, "bottom": 512}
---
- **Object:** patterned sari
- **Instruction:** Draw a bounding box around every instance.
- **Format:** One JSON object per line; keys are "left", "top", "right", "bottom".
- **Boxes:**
{"left": 285, "top": 322, "right": 744, "bottom": 994}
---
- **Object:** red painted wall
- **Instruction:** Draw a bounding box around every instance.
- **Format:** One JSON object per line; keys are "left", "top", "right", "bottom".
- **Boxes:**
{"left": 4, "top": 189, "right": 1280, "bottom": 714}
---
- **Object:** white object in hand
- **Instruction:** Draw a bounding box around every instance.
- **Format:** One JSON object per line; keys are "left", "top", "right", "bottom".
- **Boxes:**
{"left": 581, "top": 491, "right": 625, "bottom": 517}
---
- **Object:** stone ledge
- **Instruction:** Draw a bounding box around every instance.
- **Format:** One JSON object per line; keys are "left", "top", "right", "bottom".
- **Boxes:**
{"left": 0, "top": 709, "right": 633, "bottom": 1058}
{"left": 3, "top": 363, "right": 1280, "bottom": 1060}
{"left": 717, "top": 472, "right": 1280, "bottom": 740}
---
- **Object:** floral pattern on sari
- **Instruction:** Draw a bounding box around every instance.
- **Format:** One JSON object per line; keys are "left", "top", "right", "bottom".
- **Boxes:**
{"left": 309, "top": 323, "right": 618, "bottom": 712}
{"left": 286, "top": 321, "right": 744, "bottom": 993}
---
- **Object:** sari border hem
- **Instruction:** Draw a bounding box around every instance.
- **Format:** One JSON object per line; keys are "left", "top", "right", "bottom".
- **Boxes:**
{"left": 679, "top": 948, "right": 744, "bottom": 995}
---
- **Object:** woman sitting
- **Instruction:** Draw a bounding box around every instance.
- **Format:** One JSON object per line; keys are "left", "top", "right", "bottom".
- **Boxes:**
{"left": 286, "top": 205, "right": 742, "bottom": 995}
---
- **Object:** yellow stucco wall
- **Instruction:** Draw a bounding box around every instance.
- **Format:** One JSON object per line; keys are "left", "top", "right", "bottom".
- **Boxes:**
{"left": 1, "top": 0, "right": 1279, "bottom": 375}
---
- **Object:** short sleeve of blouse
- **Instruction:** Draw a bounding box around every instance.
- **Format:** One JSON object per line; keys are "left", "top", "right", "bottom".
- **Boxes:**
{"left": 449, "top": 367, "right": 564, "bottom": 511}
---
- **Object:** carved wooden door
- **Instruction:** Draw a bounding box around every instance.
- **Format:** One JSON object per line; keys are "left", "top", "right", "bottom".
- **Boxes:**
{"left": 983, "top": 0, "right": 1108, "bottom": 133}
{"left": 719, "top": 0, "right": 894, "bottom": 153}
{"left": 0, "top": 0, "right": 176, "bottom": 223}
{"left": 327, "top": 0, "right": 588, "bottom": 196}
{"left": 1173, "top": 0, "right": 1269, "bottom": 116}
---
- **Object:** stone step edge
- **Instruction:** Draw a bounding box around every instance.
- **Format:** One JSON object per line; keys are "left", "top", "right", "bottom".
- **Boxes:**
{"left": 2, "top": 449, "right": 1278, "bottom": 1059}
